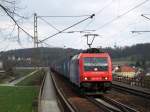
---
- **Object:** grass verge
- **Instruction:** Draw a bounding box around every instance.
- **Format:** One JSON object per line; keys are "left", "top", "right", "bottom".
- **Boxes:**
{"left": 16, "top": 69, "right": 45, "bottom": 86}
{"left": 0, "top": 69, "right": 35, "bottom": 84}
{"left": 0, "top": 86, "right": 38, "bottom": 112}
{"left": 13, "top": 69, "right": 35, "bottom": 78}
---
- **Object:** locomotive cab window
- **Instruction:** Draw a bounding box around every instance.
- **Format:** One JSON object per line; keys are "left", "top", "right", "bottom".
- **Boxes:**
{"left": 83, "top": 57, "right": 108, "bottom": 71}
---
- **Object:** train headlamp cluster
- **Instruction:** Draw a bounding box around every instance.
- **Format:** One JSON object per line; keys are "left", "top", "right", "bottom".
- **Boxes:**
{"left": 84, "top": 77, "right": 88, "bottom": 80}
{"left": 105, "top": 77, "right": 108, "bottom": 80}
{"left": 102, "top": 77, "right": 108, "bottom": 80}
{"left": 84, "top": 77, "right": 109, "bottom": 81}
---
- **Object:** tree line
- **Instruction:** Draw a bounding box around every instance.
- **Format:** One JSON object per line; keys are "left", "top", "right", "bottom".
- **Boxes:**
{"left": 0, "top": 43, "right": 150, "bottom": 67}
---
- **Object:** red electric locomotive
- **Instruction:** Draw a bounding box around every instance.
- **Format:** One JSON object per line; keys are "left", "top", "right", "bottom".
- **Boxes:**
{"left": 69, "top": 49, "right": 112, "bottom": 94}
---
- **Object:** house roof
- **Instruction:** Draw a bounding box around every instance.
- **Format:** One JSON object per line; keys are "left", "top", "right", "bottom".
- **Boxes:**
{"left": 116, "top": 65, "right": 136, "bottom": 72}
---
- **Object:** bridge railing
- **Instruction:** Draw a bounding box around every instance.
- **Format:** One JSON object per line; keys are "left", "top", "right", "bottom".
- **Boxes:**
{"left": 38, "top": 70, "right": 47, "bottom": 112}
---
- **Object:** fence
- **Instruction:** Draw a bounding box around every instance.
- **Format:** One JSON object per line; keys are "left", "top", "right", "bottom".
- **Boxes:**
{"left": 113, "top": 76, "right": 150, "bottom": 89}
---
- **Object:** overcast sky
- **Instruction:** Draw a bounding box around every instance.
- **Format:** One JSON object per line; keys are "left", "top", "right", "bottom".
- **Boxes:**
{"left": 0, "top": 0, "right": 150, "bottom": 50}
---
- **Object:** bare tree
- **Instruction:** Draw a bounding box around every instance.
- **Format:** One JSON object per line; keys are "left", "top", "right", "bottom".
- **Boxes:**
{"left": 0, "top": 0, "right": 33, "bottom": 48}
{"left": 0, "top": 0, "right": 22, "bottom": 47}
{"left": 0, "top": 0, "right": 18, "bottom": 16}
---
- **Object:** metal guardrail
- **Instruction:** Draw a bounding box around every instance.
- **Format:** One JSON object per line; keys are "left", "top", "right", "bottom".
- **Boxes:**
{"left": 38, "top": 70, "right": 77, "bottom": 112}
{"left": 38, "top": 71, "right": 47, "bottom": 112}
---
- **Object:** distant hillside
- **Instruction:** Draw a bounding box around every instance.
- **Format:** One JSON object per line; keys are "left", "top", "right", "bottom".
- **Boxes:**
{"left": 0, "top": 43, "right": 150, "bottom": 67}
{"left": 103, "top": 43, "right": 150, "bottom": 61}
{"left": 0, "top": 47, "right": 80, "bottom": 67}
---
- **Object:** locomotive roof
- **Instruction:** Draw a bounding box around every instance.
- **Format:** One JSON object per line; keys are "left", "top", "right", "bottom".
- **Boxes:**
{"left": 71, "top": 52, "right": 110, "bottom": 60}
{"left": 71, "top": 48, "right": 109, "bottom": 60}
{"left": 82, "top": 48, "right": 105, "bottom": 53}
{"left": 79, "top": 52, "right": 109, "bottom": 57}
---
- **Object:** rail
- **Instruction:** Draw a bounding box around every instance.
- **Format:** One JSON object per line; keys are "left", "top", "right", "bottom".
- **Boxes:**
{"left": 87, "top": 97, "right": 120, "bottom": 112}
{"left": 101, "top": 96, "right": 139, "bottom": 112}
{"left": 87, "top": 96, "right": 139, "bottom": 112}
{"left": 51, "top": 69, "right": 142, "bottom": 112}
{"left": 112, "top": 83, "right": 150, "bottom": 99}
{"left": 51, "top": 71, "right": 78, "bottom": 112}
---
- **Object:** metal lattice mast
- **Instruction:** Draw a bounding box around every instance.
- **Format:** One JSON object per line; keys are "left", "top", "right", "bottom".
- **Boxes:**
{"left": 34, "top": 13, "right": 38, "bottom": 48}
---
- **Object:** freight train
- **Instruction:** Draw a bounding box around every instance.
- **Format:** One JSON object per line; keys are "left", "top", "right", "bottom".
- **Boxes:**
{"left": 52, "top": 48, "right": 112, "bottom": 94}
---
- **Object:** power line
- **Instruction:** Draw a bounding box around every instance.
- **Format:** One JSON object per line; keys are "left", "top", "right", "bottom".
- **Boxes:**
{"left": 37, "top": 15, "right": 91, "bottom": 18}
{"left": 131, "top": 14, "right": 150, "bottom": 34}
{"left": 141, "top": 14, "right": 150, "bottom": 20}
{"left": 95, "top": 0, "right": 149, "bottom": 31}
{"left": 38, "top": 17, "right": 60, "bottom": 32}
{"left": 96, "top": 0, "right": 113, "bottom": 15}
{"left": 82, "top": 0, "right": 113, "bottom": 31}
{"left": 82, "top": 19, "right": 95, "bottom": 31}
{"left": 132, "top": 31, "right": 150, "bottom": 33}
{"left": 38, "top": 14, "right": 95, "bottom": 43}
{"left": 42, "top": 42, "right": 53, "bottom": 47}
{"left": 63, "top": 30, "right": 96, "bottom": 33}
{"left": 142, "top": 14, "right": 150, "bottom": 15}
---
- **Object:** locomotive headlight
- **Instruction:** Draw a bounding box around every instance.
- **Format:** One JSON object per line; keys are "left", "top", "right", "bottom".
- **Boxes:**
{"left": 105, "top": 77, "right": 108, "bottom": 80}
{"left": 84, "top": 77, "right": 88, "bottom": 80}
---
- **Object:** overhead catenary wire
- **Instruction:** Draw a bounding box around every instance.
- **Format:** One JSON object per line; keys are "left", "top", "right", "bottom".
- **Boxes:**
{"left": 42, "top": 42, "right": 53, "bottom": 47}
{"left": 95, "top": 0, "right": 113, "bottom": 15}
{"left": 132, "top": 31, "right": 150, "bottom": 33}
{"left": 82, "top": 0, "right": 113, "bottom": 31}
{"left": 131, "top": 13, "right": 150, "bottom": 34}
{"left": 95, "top": 0, "right": 149, "bottom": 31}
{"left": 38, "top": 14, "right": 95, "bottom": 43}
{"left": 38, "top": 17, "right": 60, "bottom": 32}
{"left": 82, "top": 19, "right": 95, "bottom": 31}
{"left": 37, "top": 15, "right": 91, "bottom": 18}
{"left": 63, "top": 30, "right": 96, "bottom": 33}
{"left": 142, "top": 14, "right": 150, "bottom": 15}
{"left": 141, "top": 14, "right": 150, "bottom": 20}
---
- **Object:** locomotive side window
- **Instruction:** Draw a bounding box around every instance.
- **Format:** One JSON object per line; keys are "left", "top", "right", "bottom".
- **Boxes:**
{"left": 83, "top": 57, "right": 108, "bottom": 71}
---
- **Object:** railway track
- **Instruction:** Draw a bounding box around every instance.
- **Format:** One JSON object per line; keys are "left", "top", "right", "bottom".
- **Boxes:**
{"left": 87, "top": 97, "right": 121, "bottom": 112}
{"left": 112, "top": 83, "right": 150, "bottom": 99}
{"left": 50, "top": 70, "right": 140, "bottom": 112}
{"left": 51, "top": 71, "right": 111, "bottom": 112}
{"left": 51, "top": 71, "right": 78, "bottom": 112}
{"left": 88, "top": 96, "right": 139, "bottom": 112}
{"left": 38, "top": 70, "right": 149, "bottom": 112}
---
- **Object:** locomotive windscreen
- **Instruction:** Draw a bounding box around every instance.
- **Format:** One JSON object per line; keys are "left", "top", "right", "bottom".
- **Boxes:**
{"left": 83, "top": 57, "right": 108, "bottom": 71}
